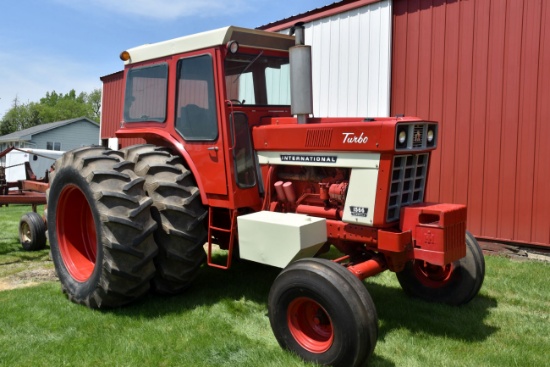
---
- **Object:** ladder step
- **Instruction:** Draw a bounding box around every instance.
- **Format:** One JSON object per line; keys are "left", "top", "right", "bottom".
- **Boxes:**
{"left": 210, "top": 226, "right": 231, "bottom": 233}
{"left": 207, "top": 207, "right": 237, "bottom": 270}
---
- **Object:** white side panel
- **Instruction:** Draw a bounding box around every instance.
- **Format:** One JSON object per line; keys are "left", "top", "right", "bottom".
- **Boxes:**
{"left": 342, "top": 168, "right": 380, "bottom": 225}
{"left": 280, "top": 0, "right": 392, "bottom": 118}
{"left": 257, "top": 151, "right": 380, "bottom": 169}
{"left": 4, "top": 151, "right": 28, "bottom": 182}
{"left": 237, "top": 211, "right": 327, "bottom": 268}
{"left": 107, "top": 137, "right": 119, "bottom": 150}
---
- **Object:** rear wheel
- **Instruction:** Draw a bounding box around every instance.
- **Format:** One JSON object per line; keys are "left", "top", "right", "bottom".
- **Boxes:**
{"left": 47, "top": 146, "right": 158, "bottom": 308}
{"left": 122, "top": 144, "right": 207, "bottom": 295}
{"left": 396, "top": 231, "right": 485, "bottom": 305}
{"left": 268, "top": 258, "right": 378, "bottom": 367}
{"left": 19, "top": 212, "right": 47, "bottom": 251}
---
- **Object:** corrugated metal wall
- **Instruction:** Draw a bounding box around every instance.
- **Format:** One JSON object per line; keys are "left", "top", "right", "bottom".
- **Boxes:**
{"left": 278, "top": 0, "right": 392, "bottom": 117}
{"left": 100, "top": 71, "right": 145, "bottom": 148}
{"left": 391, "top": 0, "right": 550, "bottom": 247}
{"left": 100, "top": 71, "right": 124, "bottom": 140}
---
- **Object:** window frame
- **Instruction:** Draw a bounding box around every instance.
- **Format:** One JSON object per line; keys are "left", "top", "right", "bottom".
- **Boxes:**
{"left": 174, "top": 53, "right": 219, "bottom": 142}
{"left": 123, "top": 62, "right": 169, "bottom": 123}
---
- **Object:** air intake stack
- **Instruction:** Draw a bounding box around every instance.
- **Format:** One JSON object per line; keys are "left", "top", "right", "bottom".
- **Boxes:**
{"left": 290, "top": 23, "right": 313, "bottom": 124}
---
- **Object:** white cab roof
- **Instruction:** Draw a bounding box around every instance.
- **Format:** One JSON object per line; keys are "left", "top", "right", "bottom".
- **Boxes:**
{"left": 124, "top": 26, "right": 295, "bottom": 65}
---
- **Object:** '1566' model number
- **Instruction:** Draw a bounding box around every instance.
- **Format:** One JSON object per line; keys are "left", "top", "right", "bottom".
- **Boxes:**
{"left": 350, "top": 206, "right": 368, "bottom": 217}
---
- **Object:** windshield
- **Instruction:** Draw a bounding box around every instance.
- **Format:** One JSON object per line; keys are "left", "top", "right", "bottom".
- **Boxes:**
{"left": 225, "top": 53, "right": 290, "bottom": 106}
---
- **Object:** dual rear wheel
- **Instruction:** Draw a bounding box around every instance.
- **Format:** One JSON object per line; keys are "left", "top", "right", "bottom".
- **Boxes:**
{"left": 47, "top": 145, "right": 206, "bottom": 307}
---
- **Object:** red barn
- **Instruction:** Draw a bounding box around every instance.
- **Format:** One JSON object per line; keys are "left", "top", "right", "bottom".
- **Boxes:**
{"left": 100, "top": 0, "right": 550, "bottom": 248}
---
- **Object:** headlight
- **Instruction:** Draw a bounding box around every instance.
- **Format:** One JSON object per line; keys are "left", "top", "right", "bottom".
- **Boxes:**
{"left": 398, "top": 130, "right": 407, "bottom": 144}
{"left": 427, "top": 129, "right": 434, "bottom": 143}
{"left": 227, "top": 40, "right": 239, "bottom": 54}
{"left": 426, "top": 124, "right": 437, "bottom": 148}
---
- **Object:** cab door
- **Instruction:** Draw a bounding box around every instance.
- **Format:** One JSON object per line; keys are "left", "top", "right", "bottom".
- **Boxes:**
{"left": 175, "top": 53, "right": 228, "bottom": 195}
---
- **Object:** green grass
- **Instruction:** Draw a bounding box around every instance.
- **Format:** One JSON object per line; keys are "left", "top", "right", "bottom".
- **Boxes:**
{"left": 0, "top": 205, "right": 50, "bottom": 268}
{"left": 1, "top": 205, "right": 549, "bottom": 366}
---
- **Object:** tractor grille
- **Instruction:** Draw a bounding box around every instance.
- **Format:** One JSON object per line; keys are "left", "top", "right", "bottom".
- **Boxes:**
{"left": 387, "top": 153, "right": 429, "bottom": 222}
{"left": 412, "top": 125, "right": 424, "bottom": 148}
{"left": 305, "top": 129, "right": 333, "bottom": 148}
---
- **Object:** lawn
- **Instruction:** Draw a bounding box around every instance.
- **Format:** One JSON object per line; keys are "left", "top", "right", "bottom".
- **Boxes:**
{"left": 1, "top": 205, "right": 549, "bottom": 366}
{"left": 0, "top": 205, "right": 50, "bottom": 270}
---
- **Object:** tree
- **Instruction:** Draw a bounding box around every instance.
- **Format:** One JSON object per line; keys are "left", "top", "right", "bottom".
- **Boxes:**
{"left": 88, "top": 89, "right": 102, "bottom": 122}
{"left": 0, "top": 96, "right": 41, "bottom": 135}
{"left": 0, "top": 89, "right": 102, "bottom": 135}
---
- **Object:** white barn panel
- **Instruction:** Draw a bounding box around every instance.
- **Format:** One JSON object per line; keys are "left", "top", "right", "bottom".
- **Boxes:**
{"left": 279, "top": 0, "right": 392, "bottom": 118}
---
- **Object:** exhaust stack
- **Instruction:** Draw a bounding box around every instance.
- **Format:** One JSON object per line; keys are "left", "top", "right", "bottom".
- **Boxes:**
{"left": 290, "top": 23, "right": 313, "bottom": 124}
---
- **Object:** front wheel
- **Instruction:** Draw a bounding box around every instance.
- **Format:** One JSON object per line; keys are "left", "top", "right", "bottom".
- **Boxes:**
{"left": 396, "top": 231, "right": 485, "bottom": 305}
{"left": 268, "top": 258, "right": 378, "bottom": 367}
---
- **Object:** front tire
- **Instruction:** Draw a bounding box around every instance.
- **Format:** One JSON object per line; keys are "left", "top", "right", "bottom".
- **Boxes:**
{"left": 122, "top": 145, "right": 207, "bottom": 295}
{"left": 268, "top": 258, "right": 378, "bottom": 367}
{"left": 19, "top": 212, "right": 47, "bottom": 251}
{"left": 47, "top": 146, "right": 158, "bottom": 308}
{"left": 396, "top": 231, "right": 485, "bottom": 305}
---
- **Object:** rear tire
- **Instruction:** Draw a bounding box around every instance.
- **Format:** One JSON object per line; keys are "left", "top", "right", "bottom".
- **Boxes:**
{"left": 47, "top": 146, "right": 158, "bottom": 308}
{"left": 122, "top": 144, "right": 207, "bottom": 295}
{"left": 268, "top": 258, "right": 378, "bottom": 367}
{"left": 19, "top": 212, "right": 47, "bottom": 251}
{"left": 396, "top": 231, "right": 485, "bottom": 305}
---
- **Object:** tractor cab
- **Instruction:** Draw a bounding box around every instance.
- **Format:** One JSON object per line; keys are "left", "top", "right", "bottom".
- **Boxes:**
{"left": 117, "top": 27, "right": 296, "bottom": 210}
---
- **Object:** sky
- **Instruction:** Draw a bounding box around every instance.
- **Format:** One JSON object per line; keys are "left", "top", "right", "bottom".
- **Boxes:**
{"left": 0, "top": 0, "right": 331, "bottom": 117}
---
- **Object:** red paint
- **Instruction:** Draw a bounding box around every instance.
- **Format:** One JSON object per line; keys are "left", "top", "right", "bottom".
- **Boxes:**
{"left": 532, "top": 1, "right": 550, "bottom": 245}
{"left": 260, "top": 0, "right": 382, "bottom": 32}
{"left": 392, "top": 0, "right": 550, "bottom": 247}
{"left": 347, "top": 255, "right": 387, "bottom": 280}
{"left": 100, "top": 71, "right": 145, "bottom": 148}
{"left": 287, "top": 297, "right": 334, "bottom": 353}
{"left": 413, "top": 261, "right": 454, "bottom": 289}
{"left": 57, "top": 185, "right": 97, "bottom": 282}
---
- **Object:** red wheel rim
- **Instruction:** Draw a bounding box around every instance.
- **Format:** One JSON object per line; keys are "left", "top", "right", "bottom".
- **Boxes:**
{"left": 56, "top": 184, "right": 98, "bottom": 282}
{"left": 287, "top": 297, "right": 334, "bottom": 353}
{"left": 413, "top": 261, "right": 454, "bottom": 288}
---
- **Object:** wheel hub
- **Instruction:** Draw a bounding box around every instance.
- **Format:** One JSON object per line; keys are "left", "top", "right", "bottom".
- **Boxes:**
{"left": 57, "top": 185, "right": 98, "bottom": 282}
{"left": 287, "top": 297, "right": 334, "bottom": 353}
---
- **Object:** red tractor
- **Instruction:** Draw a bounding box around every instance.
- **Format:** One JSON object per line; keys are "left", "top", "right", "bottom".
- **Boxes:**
{"left": 46, "top": 24, "right": 485, "bottom": 366}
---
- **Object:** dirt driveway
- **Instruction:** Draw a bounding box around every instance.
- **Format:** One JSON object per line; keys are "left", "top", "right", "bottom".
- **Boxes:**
{"left": 0, "top": 261, "right": 57, "bottom": 291}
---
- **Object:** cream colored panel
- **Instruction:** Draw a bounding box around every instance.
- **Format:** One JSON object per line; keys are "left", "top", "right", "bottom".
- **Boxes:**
{"left": 257, "top": 151, "right": 380, "bottom": 169}
{"left": 237, "top": 211, "right": 327, "bottom": 268}
{"left": 342, "top": 168, "right": 380, "bottom": 226}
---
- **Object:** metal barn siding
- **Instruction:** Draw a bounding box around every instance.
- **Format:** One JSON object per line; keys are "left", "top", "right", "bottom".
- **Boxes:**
{"left": 100, "top": 71, "right": 123, "bottom": 140}
{"left": 391, "top": 0, "right": 550, "bottom": 247}
{"left": 264, "top": 0, "right": 392, "bottom": 118}
{"left": 100, "top": 71, "right": 145, "bottom": 148}
{"left": 308, "top": 1, "right": 392, "bottom": 117}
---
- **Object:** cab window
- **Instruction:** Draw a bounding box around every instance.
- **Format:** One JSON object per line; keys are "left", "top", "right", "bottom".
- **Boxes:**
{"left": 124, "top": 63, "right": 168, "bottom": 122}
{"left": 175, "top": 55, "right": 218, "bottom": 141}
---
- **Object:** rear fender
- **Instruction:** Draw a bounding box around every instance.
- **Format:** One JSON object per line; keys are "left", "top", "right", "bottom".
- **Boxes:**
{"left": 115, "top": 128, "right": 207, "bottom": 205}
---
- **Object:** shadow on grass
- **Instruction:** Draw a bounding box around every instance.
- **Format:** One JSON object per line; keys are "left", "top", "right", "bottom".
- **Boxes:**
{"left": 111, "top": 254, "right": 280, "bottom": 318}
{"left": 106, "top": 252, "right": 498, "bottom": 347}
{"left": 366, "top": 281, "right": 498, "bottom": 343}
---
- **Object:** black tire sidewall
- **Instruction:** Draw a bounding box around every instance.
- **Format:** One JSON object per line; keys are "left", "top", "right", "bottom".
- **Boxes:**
{"left": 269, "top": 259, "right": 376, "bottom": 367}
{"left": 397, "top": 233, "right": 484, "bottom": 305}
{"left": 19, "top": 212, "right": 46, "bottom": 251}
{"left": 48, "top": 166, "right": 104, "bottom": 301}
